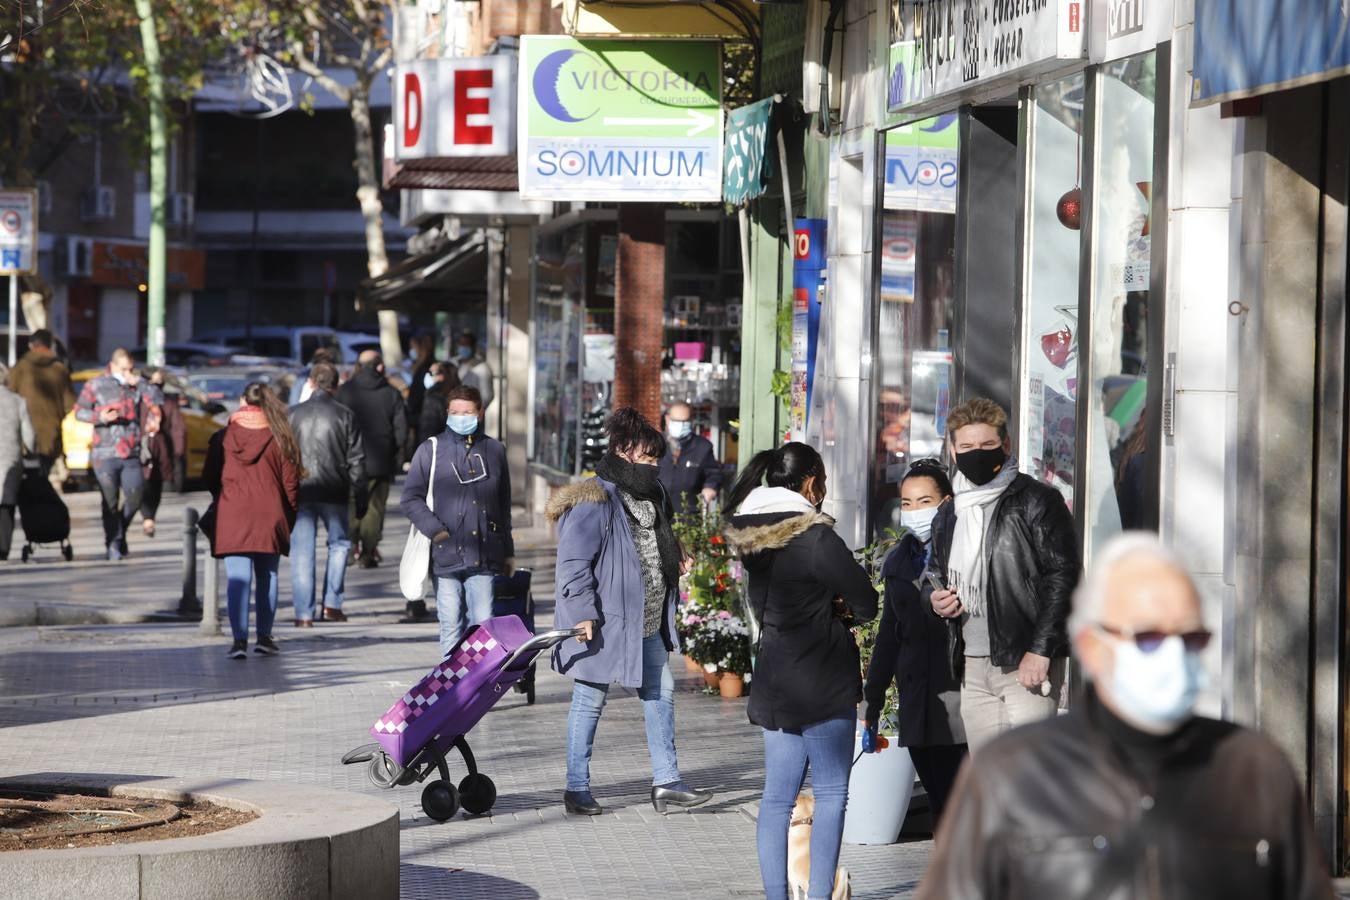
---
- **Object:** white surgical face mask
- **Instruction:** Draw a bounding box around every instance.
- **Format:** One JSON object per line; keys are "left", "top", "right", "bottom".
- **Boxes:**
{"left": 423, "top": 372, "right": 437, "bottom": 391}
{"left": 447, "top": 414, "right": 478, "bottom": 436}
{"left": 1106, "top": 634, "right": 1207, "bottom": 733}
{"left": 667, "top": 420, "right": 692, "bottom": 440}
{"left": 900, "top": 506, "right": 939, "bottom": 543}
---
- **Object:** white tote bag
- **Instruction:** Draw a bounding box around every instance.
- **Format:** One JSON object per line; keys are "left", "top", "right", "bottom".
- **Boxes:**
{"left": 399, "top": 437, "right": 437, "bottom": 601}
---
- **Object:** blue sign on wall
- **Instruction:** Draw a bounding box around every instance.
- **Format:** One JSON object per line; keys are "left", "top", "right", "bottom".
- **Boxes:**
{"left": 1193, "top": 0, "right": 1350, "bottom": 105}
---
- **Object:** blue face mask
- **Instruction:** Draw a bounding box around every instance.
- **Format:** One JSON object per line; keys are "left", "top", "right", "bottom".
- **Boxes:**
{"left": 667, "top": 420, "right": 693, "bottom": 441}
{"left": 457, "top": 345, "right": 473, "bottom": 361}
{"left": 423, "top": 372, "right": 437, "bottom": 390}
{"left": 447, "top": 414, "right": 478, "bottom": 436}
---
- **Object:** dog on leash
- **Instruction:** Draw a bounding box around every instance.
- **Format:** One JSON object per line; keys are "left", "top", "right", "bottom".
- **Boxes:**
{"left": 787, "top": 793, "right": 852, "bottom": 900}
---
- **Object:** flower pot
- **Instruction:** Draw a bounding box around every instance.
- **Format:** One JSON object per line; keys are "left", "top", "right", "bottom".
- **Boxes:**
{"left": 703, "top": 670, "right": 720, "bottom": 689}
{"left": 842, "top": 727, "right": 915, "bottom": 845}
{"left": 684, "top": 656, "right": 703, "bottom": 674}
{"left": 718, "top": 672, "right": 745, "bottom": 698}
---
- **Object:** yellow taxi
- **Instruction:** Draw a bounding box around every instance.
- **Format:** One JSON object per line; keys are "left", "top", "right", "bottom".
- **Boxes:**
{"left": 62, "top": 369, "right": 228, "bottom": 490}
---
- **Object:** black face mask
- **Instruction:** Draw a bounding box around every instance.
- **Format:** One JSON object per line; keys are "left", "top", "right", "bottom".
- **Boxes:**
{"left": 955, "top": 447, "right": 1007, "bottom": 486}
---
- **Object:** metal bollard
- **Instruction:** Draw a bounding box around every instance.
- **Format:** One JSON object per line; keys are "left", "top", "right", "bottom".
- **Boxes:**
{"left": 200, "top": 553, "right": 220, "bottom": 636}
{"left": 179, "top": 507, "right": 201, "bottom": 615}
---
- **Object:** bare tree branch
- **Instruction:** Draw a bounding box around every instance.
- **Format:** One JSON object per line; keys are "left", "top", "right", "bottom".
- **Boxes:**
{"left": 282, "top": 39, "right": 350, "bottom": 104}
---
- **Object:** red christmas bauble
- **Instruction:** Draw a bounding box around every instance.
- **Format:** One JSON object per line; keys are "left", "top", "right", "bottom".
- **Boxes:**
{"left": 1057, "top": 187, "right": 1082, "bottom": 230}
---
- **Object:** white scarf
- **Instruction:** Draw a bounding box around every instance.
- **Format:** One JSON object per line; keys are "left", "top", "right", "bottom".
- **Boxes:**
{"left": 947, "top": 456, "right": 1020, "bottom": 617}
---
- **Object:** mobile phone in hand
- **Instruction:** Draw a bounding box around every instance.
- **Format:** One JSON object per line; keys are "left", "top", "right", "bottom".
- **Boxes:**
{"left": 924, "top": 570, "right": 946, "bottom": 594}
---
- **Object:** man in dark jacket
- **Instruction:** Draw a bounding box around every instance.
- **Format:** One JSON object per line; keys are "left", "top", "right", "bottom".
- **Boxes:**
{"left": 657, "top": 402, "right": 722, "bottom": 515}
{"left": 918, "top": 534, "right": 1335, "bottom": 900}
{"left": 289, "top": 363, "right": 367, "bottom": 625}
{"left": 337, "top": 350, "right": 407, "bottom": 568}
{"left": 7, "top": 329, "right": 74, "bottom": 477}
{"left": 400, "top": 385, "right": 513, "bottom": 657}
{"left": 925, "top": 397, "right": 1079, "bottom": 751}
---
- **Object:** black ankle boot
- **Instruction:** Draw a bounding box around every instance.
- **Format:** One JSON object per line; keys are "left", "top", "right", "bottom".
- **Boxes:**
{"left": 564, "top": 790, "right": 602, "bottom": 816}
{"left": 650, "top": 782, "right": 712, "bottom": 814}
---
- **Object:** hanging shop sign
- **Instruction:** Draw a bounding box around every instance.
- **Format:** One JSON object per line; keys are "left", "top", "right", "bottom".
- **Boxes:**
{"left": 1090, "top": 0, "right": 1173, "bottom": 64}
{"left": 90, "top": 242, "right": 206, "bottom": 291}
{"left": 723, "top": 97, "right": 774, "bottom": 206}
{"left": 1192, "top": 0, "right": 1350, "bottom": 106}
{"left": 0, "top": 189, "right": 37, "bottom": 275}
{"left": 888, "top": 2, "right": 1085, "bottom": 115}
{"left": 789, "top": 218, "right": 827, "bottom": 440}
{"left": 883, "top": 114, "right": 958, "bottom": 214}
{"left": 518, "top": 37, "right": 722, "bottom": 202}
{"left": 395, "top": 56, "right": 516, "bottom": 160}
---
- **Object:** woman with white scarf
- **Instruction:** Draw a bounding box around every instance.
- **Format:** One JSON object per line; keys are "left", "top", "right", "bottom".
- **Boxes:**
{"left": 923, "top": 398, "right": 1080, "bottom": 752}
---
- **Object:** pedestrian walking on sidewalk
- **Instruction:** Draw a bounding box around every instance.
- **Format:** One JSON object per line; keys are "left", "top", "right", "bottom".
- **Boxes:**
{"left": 6, "top": 328, "right": 73, "bottom": 477}
{"left": 862, "top": 460, "right": 967, "bottom": 827}
{"left": 337, "top": 350, "right": 407, "bottom": 568}
{"left": 0, "top": 365, "right": 36, "bottom": 561}
{"left": 74, "top": 348, "right": 162, "bottom": 560}
{"left": 918, "top": 533, "right": 1336, "bottom": 900}
{"left": 400, "top": 385, "right": 513, "bottom": 656}
{"left": 202, "top": 383, "right": 301, "bottom": 659}
{"left": 723, "top": 442, "right": 877, "bottom": 900}
{"left": 924, "top": 397, "right": 1079, "bottom": 752}
{"left": 415, "top": 360, "right": 460, "bottom": 446}
{"left": 289, "top": 362, "right": 367, "bottom": 627}
{"left": 547, "top": 407, "right": 711, "bottom": 818}
{"left": 137, "top": 367, "right": 185, "bottom": 538}
{"left": 658, "top": 402, "right": 723, "bottom": 515}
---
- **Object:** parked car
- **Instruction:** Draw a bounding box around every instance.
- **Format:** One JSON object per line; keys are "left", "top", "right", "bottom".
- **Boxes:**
{"left": 131, "top": 342, "right": 244, "bottom": 369}
{"left": 186, "top": 366, "right": 297, "bottom": 413}
{"left": 61, "top": 369, "right": 228, "bottom": 490}
{"left": 335, "top": 331, "right": 382, "bottom": 362}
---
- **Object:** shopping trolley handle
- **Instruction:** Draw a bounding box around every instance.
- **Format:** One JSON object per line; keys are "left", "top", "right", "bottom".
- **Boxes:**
{"left": 502, "top": 627, "right": 587, "bottom": 671}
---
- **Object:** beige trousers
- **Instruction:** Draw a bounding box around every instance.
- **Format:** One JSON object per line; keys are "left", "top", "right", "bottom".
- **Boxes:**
{"left": 960, "top": 655, "right": 1066, "bottom": 753}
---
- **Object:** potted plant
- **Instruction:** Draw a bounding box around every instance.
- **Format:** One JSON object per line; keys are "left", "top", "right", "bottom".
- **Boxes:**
{"left": 842, "top": 530, "right": 919, "bottom": 845}
{"left": 674, "top": 506, "right": 748, "bottom": 691}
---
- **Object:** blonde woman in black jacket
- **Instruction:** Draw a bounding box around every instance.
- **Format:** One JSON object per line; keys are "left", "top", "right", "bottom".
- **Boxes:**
{"left": 724, "top": 442, "right": 877, "bottom": 900}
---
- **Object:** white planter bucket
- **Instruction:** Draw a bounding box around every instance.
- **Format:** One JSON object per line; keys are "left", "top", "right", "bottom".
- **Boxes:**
{"left": 842, "top": 728, "right": 915, "bottom": 845}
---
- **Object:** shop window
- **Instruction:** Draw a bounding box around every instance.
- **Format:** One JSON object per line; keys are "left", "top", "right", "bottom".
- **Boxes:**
{"left": 532, "top": 227, "right": 586, "bottom": 475}
{"left": 1083, "top": 52, "right": 1158, "bottom": 548}
{"left": 1020, "top": 74, "right": 1085, "bottom": 507}
{"left": 870, "top": 205, "right": 957, "bottom": 536}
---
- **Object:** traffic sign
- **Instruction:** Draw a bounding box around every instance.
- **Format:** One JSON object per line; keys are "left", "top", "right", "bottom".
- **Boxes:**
{"left": 518, "top": 37, "right": 722, "bottom": 202}
{"left": 0, "top": 189, "right": 37, "bottom": 275}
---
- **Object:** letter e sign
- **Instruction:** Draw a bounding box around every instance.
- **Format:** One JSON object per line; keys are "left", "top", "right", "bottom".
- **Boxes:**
{"left": 454, "top": 68, "right": 494, "bottom": 145}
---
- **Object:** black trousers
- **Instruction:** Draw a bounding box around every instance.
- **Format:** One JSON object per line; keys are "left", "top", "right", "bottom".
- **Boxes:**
{"left": 0, "top": 504, "right": 13, "bottom": 560}
{"left": 141, "top": 471, "right": 164, "bottom": 520}
{"left": 909, "top": 743, "right": 968, "bottom": 828}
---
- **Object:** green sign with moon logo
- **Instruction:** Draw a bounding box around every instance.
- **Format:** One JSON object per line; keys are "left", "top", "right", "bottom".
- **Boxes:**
{"left": 518, "top": 37, "right": 722, "bottom": 202}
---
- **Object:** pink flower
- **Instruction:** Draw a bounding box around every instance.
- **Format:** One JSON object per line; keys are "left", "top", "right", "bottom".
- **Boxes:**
{"left": 717, "top": 610, "right": 732, "bottom": 620}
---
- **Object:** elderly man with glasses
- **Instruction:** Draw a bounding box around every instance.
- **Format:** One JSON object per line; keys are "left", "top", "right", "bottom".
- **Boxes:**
{"left": 918, "top": 533, "right": 1335, "bottom": 900}
{"left": 400, "top": 384, "right": 514, "bottom": 658}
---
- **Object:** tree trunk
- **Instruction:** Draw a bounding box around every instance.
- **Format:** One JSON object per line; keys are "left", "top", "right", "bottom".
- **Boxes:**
{"left": 349, "top": 79, "right": 401, "bottom": 366}
{"left": 135, "top": 0, "right": 168, "bottom": 369}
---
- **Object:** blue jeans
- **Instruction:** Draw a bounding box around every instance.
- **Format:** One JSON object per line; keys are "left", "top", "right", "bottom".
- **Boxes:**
{"left": 565, "top": 633, "right": 680, "bottom": 792}
{"left": 290, "top": 502, "right": 351, "bottom": 620}
{"left": 758, "top": 716, "right": 855, "bottom": 900}
{"left": 435, "top": 570, "right": 495, "bottom": 658}
{"left": 225, "top": 553, "right": 280, "bottom": 642}
{"left": 92, "top": 456, "right": 143, "bottom": 552}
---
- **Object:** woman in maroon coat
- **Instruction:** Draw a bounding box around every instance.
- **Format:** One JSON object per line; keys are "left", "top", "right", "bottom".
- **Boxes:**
{"left": 203, "top": 382, "right": 302, "bottom": 659}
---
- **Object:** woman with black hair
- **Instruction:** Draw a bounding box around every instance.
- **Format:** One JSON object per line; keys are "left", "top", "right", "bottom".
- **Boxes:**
{"left": 723, "top": 442, "right": 877, "bottom": 900}
{"left": 862, "top": 460, "right": 968, "bottom": 827}
{"left": 547, "top": 407, "right": 711, "bottom": 817}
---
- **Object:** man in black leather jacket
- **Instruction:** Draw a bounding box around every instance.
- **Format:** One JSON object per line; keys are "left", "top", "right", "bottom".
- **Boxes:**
{"left": 924, "top": 397, "right": 1079, "bottom": 751}
{"left": 288, "top": 362, "right": 367, "bottom": 625}
{"left": 918, "top": 534, "right": 1335, "bottom": 900}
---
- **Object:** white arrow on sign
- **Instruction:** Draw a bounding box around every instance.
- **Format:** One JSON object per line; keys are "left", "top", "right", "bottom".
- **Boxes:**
{"left": 601, "top": 109, "right": 716, "bottom": 137}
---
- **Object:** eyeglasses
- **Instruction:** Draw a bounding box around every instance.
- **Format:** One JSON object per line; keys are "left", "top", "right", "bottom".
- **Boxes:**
{"left": 451, "top": 453, "right": 488, "bottom": 484}
{"left": 1095, "top": 624, "right": 1212, "bottom": 653}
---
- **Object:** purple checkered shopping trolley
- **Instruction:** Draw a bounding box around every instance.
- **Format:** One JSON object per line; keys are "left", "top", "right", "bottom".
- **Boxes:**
{"left": 341, "top": 615, "right": 582, "bottom": 822}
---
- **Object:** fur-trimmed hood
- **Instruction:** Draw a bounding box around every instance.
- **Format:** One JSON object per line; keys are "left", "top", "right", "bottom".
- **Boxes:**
{"left": 545, "top": 477, "right": 611, "bottom": 522}
{"left": 724, "top": 486, "right": 835, "bottom": 556}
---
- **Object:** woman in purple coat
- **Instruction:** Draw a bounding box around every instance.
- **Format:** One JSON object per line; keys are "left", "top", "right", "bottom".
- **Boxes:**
{"left": 546, "top": 408, "right": 712, "bottom": 817}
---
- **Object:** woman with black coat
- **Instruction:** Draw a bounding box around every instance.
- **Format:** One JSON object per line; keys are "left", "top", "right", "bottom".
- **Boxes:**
{"left": 862, "top": 460, "right": 968, "bottom": 826}
{"left": 724, "top": 443, "right": 877, "bottom": 900}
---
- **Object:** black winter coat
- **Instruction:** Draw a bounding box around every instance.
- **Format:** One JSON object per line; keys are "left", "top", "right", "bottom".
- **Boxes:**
{"left": 336, "top": 367, "right": 407, "bottom": 479}
{"left": 658, "top": 434, "right": 723, "bottom": 514}
{"left": 417, "top": 385, "right": 450, "bottom": 446}
{"left": 725, "top": 504, "right": 877, "bottom": 731}
{"left": 863, "top": 532, "right": 965, "bottom": 748}
{"left": 923, "top": 474, "right": 1079, "bottom": 670}
{"left": 918, "top": 692, "right": 1335, "bottom": 900}
{"left": 289, "top": 391, "right": 368, "bottom": 514}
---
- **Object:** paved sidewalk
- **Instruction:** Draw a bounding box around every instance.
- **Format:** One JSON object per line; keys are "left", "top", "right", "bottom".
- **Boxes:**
{"left": 0, "top": 485, "right": 933, "bottom": 898}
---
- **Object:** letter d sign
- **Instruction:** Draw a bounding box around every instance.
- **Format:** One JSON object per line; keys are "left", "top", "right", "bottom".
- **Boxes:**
{"left": 402, "top": 72, "right": 423, "bottom": 150}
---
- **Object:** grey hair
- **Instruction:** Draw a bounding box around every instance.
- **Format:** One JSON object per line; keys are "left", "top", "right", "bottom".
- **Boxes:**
{"left": 1067, "top": 532, "right": 1195, "bottom": 640}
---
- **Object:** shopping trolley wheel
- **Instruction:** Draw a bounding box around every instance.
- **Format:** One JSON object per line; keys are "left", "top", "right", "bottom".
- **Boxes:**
{"left": 422, "top": 779, "right": 459, "bottom": 822}
{"left": 368, "top": 752, "right": 401, "bottom": 789}
{"left": 458, "top": 773, "right": 497, "bottom": 815}
{"left": 525, "top": 683, "right": 536, "bottom": 705}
